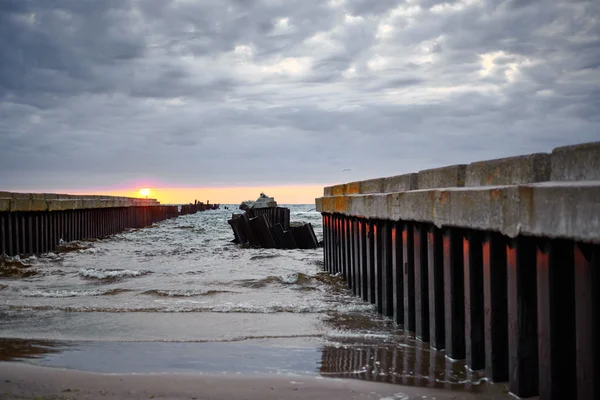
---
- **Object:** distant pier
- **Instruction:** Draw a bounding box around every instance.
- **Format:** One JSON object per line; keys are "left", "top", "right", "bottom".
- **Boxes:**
{"left": 316, "top": 141, "right": 599, "bottom": 400}
{"left": 0, "top": 193, "right": 215, "bottom": 257}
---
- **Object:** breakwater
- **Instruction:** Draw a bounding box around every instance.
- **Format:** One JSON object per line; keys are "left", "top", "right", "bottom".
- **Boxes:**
{"left": 0, "top": 193, "right": 181, "bottom": 257}
{"left": 316, "top": 141, "right": 599, "bottom": 400}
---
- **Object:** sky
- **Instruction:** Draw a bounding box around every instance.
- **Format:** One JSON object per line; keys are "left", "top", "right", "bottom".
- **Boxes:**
{"left": 1, "top": 0, "right": 599, "bottom": 204}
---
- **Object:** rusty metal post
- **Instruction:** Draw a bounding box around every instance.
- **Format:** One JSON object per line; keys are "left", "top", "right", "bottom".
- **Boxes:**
{"left": 0, "top": 213, "right": 6, "bottom": 256}
{"left": 347, "top": 216, "right": 354, "bottom": 291}
{"left": 20, "top": 214, "right": 26, "bottom": 255}
{"left": 427, "top": 225, "right": 445, "bottom": 349}
{"left": 366, "top": 220, "right": 376, "bottom": 305}
{"left": 574, "top": 243, "right": 599, "bottom": 400}
{"left": 507, "top": 236, "right": 539, "bottom": 398}
{"left": 464, "top": 230, "right": 485, "bottom": 371}
{"left": 341, "top": 217, "right": 348, "bottom": 280}
{"left": 482, "top": 232, "right": 509, "bottom": 382}
{"left": 536, "top": 239, "right": 576, "bottom": 399}
{"left": 358, "top": 219, "right": 368, "bottom": 301}
{"left": 380, "top": 220, "right": 394, "bottom": 317}
{"left": 392, "top": 221, "right": 404, "bottom": 325}
{"left": 7, "top": 213, "right": 14, "bottom": 256}
{"left": 414, "top": 223, "right": 430, "bottom": 341}
{"left": 373, "top": 220, "right": 384, "bottom": 313}
{"left": 33, "top": 214, "right": 39, "bottom": 254}
{"left": 402, "top": 222, "right": 415, "bottom": 332}
{"left": 352, "top": 218, "right": 360, "bottom": 296}
{"left": 323, "top": 215, "right": 330, "bottom": 272}
{"left": 443, "top": 228, "right": 465, "bottom": 360}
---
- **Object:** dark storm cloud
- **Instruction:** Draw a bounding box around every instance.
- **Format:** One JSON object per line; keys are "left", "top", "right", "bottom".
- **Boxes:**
{"left": 1, "top": 0, "right": 599, "bottom": 191}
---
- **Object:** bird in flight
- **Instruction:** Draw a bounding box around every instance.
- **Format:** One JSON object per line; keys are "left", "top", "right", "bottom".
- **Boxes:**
{"left": 342, "top": 168, "right": 351, "bottom": 172}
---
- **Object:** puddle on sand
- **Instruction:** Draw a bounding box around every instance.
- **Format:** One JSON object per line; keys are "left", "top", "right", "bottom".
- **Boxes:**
{"left": 0, "top": 337, "right": 509, "bottom": 397}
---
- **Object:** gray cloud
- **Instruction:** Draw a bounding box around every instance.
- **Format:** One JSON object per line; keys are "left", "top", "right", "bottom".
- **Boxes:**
{"left": 1, "top": 0, "right": 599, "bottom": 192}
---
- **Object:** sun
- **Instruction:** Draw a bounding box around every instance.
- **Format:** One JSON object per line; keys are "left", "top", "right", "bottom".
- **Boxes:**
{"left": 139, "top": 188, "right": 151, "bottom": 198}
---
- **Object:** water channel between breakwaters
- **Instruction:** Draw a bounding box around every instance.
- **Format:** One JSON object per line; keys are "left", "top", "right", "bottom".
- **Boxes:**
{"left": 0, "top": 205, "right": 508, "bottom": 397}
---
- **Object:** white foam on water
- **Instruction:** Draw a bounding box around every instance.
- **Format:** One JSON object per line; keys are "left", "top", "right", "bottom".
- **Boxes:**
{"left": 78, "top": 268, "right": 151, "bottom": 279}
{"left": 13, "top": 287, "right": 123, "bottom": 298}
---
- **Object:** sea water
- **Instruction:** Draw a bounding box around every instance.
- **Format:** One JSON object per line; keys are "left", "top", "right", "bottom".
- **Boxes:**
{"left": 0, "top": 205, "right": 504, "bottom": 393}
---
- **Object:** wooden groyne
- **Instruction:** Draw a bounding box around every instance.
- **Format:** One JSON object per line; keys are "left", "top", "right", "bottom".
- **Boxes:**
{"left": 0, "top": 193, "right": 182, "bottom": 257}
{"left": 316, "top": 141, "right": 600, "bottom": 400}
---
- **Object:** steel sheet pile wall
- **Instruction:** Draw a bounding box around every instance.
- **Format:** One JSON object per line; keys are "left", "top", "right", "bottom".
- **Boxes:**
{"left": 245, "top": 207, "right": 291, "bottom": 231}
{"left": 180, "top": 201, "right": 219, "bottom": 216}
{"left": 316, "top": 142, "right": 600, "bottom": 400}
{"left": 0, "top": 193, "right": 178, "bottom": 257}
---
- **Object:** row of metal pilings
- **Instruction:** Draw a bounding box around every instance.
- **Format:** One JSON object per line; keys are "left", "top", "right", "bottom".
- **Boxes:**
{"left": 322, "top": 213, "right": 598, "bottom": 400}
{"left": 0, "top": 206, "right": 179, "bottom": 257}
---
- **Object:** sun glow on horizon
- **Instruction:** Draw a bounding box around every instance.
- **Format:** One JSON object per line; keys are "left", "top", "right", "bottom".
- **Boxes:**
{"left": 77, "top": 184, "right": 326, "bottom": 205}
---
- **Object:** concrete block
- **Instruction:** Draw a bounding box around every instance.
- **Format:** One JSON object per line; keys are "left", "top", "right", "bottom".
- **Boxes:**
{"left": 551, "top": 141, "right": 600, "bottom": 181}
{"left": 334, "top": 196, "right": 349, "bottom": 213}
{"left": 324, "top": 186, "right": 333, "bottom": 196}
{"left": 332, "top": 184, "right": 346, "bottom": 196}
{"left": 347, "top": 182, "right": 361, "bottom": 194}
{"left": 44, "top": 194, "right": 59, "bottom": 200}
{"left": 382, "top": 173, "right": 418, "bottom": 193}
{"left": 10, "top": 199, "right": 32, "bottom": 211}
{"left": 30, "top": 199, "right": 48, "bottom": 211}
{"left": 82, "top": 200, "right": 95, "bottom": 209}
{"left": 10, "top": 192, "right": 30, "bottom": 199}
{"left": 527, "top": 182, "right": 600, "bottom": 242}
{"left": 0, "top": 191, "right": 12, "bottom": 198}
{"left": 390, "top": 190, "right": 438, "bottom": 223}
{"left": 360, "top": 178, "right": 383, "bottom": 194}
{"left": 418, "top": 164, "right": 466, "bottom": 189}
{"left": 466, "top": 153, "right": 550, "bottom": 186}
{"left": 0, "top": 198, "right": 10, "bottom": 212}
{"left": 30, "top": 193, "right": 45, "bottom": 200}
{"left": 315, "top": 197, "right": 323, "bottom": 212}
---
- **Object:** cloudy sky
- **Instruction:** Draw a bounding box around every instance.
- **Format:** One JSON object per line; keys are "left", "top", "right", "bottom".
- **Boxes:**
{"left": 1, "top": 0, "right": 599, "bottom": 202}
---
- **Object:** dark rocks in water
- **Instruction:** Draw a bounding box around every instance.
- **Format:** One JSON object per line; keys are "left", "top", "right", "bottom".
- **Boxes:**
{"left": 227, "top": 207, "right": 319, "bottom": 250}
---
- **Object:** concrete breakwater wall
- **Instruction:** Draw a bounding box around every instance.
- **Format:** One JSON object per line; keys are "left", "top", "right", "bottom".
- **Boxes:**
{"left": 316, "top": 142, "right": 600, "bottom": 400}
{"left": 0, "top": 192, "right": 179, "bottom": 257}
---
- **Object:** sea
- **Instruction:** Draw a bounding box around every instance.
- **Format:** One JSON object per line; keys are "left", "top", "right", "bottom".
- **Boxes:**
{"left": 0, "top": 205, "right": 506, "bottom": 395}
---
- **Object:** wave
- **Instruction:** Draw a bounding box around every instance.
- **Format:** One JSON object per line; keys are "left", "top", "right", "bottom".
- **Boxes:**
{"left": 0, "top": 255, "right": 38, "bottom": 278}
{"left": 55, "top": 241, "right": 94, "bottom": 254}
{"left": 249, "top": 254, "right": 280, "bottom": 261}
{"left": 10, "top": 287, "right": 130, "bottom": 298}
{"left": 234, "top": 272, "right": 345, "bottom": 289}
{"left": 140, "top": 289, "right": 235, "bottom": 297}
{"left": 78, "top": 268, "right": 152, "bottom": 280}
{"left": 4, "top": 302, "right": 374, "bottom": 314}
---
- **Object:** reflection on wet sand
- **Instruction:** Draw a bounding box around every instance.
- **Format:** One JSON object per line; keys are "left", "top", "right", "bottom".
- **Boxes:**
{"left": 319, "top": 340, "right": 508, "bottom": 395}
{"left": 0, "top": 338, "right": 70, "bottom": 362}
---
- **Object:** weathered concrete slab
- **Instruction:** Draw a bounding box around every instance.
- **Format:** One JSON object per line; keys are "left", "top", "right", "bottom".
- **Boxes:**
{"left": 316, "top": 182, "right": 600, "bottom": 243}
{"left": 417, "top": 164, "right": 467, "bottom": 190}
{"left": 382, "top": 173, "right": 418, "bottom": 193}
{"left": 466, "top": 153, "right": 550, "bottom": 187}
{"left": 0, "top": 198, "right": 10, "bottom": 212}
{"left": 0, "top": 191, "right": 162, "bottom": 212}
{"left": 551, "top": 141, "right": 600, "bottom": 181}
{"left": 360, "top": 178, "right": 383, "bottom": 194}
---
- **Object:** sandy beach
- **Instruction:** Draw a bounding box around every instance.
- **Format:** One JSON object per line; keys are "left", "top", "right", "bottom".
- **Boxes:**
{"left": 0, "top": 362, "right": 511, "bottom": 400}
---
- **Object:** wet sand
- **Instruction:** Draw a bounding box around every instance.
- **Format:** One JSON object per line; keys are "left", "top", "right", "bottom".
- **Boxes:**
{"left": 0, "top": 362, "right": 509, "bottom": 400}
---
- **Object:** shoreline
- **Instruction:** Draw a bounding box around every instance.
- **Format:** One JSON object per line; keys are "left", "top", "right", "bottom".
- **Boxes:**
{"left": 0, "top": 362, "right": 510, "bottom": 400}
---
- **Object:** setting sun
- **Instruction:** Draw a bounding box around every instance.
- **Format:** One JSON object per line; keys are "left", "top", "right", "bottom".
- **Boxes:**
{"left": 139, "top": 188, "right": 151, "bottom": 197}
